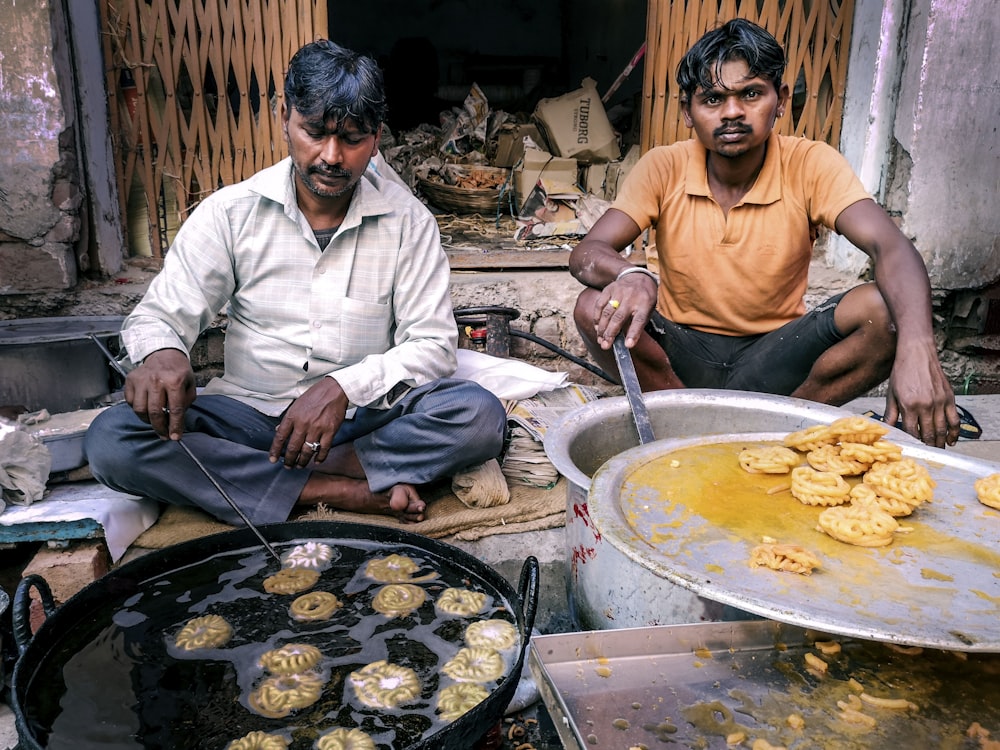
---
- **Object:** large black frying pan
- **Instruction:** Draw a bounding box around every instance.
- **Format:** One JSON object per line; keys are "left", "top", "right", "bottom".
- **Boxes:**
{"left": 9, "top": 521, "right": 539, "bottom": 749}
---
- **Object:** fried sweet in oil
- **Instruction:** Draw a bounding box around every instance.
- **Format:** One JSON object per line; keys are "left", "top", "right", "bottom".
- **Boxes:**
{"left": 174, "top": 614, "right": 233, "bottom": 651}
{"left": 258, "top": 643, "right": 323, "bottom": 675}
{"left": 282, "top": 541, "right": 335, "bottom": 570}
{"left": 436, "top": 587, "right": 488, "bottom": 616}
{"left": 749, "top": 543, "right": 822, "bottom": 575}
{"left": 974, "top": 473, "right": 1000, "bottom": 510}
{"left": 441, "top": 647, "right": 506, "bottom": 682}
{"left": 790, "top": 466, "right": 851, "bottom": 507}
{"left": 436, "top": 683, "right": 489, "bottom": 721}
{"left": 839, "top": 440, "right": 903, "bottom": 466}
{"left": 226, "top": 731, "right": 290, "bottom": 750}
{"left": 364, "top": 553, "right": 438, "bottom": 583}
{"left": 850, "top": 483, "right": 915, "bottom": 518}
{"left": 349, "top": 660, "right": 421, "bottom": 708}
{"left": 372, "top": 583, "right": 426, "bottom": 616}
{"left": 315, "top": 728, "right": 376, "bottom": 750}
{"left": 738, "top": 445, "right": 800, "bottom": 474}
{"left": 828, "top": 415, "right": 890, "bottom": 445}
{"left": 290, "top": 591, "right": 343, "bottom": 622}
{"left": 465, "top": 619, "right": 518, "bottom": 651}
{"left": 783, "top": 424, "right": 837, "bottom": 452}
{"left": 863, "top": 457, "right": 935, "bottom": 507}
{"left": 263, "top": 567, "right": 320, "bottom": 595}
{"left": 817, "top": 504, "right": 899, "bottom": 547}
{"left": 248, "top": 671, "right": 326, "bottom": 718}
{"left": 806, "top": 444, "right": 868, "bottom": 476}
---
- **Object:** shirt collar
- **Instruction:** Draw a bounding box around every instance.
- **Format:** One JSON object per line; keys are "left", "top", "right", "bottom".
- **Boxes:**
{"left": 685, "top": 131, "right": 782, "bottom": 205}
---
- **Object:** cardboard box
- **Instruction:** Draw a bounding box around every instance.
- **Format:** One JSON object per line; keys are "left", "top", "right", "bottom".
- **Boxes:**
{"left": 582, "top": 162, "right": 610, "bottom": 197}
{"left": 603, "top": 144, "right": 643, "bottom": 201}
{"left": 532, "top": 78, "right": 621, "bottom": 164}
{"left": 493, "top": 123, "right": 545, "bottom": 168}
{"left": 514, "top": 147, "right": 578, "bottom": 210}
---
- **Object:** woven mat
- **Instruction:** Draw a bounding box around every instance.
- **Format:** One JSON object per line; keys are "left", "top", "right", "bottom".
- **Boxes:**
{"left": 132, "top": 477, "right": 567, "bottom": 549}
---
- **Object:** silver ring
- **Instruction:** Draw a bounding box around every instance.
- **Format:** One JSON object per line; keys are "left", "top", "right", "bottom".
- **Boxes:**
{"left": 304, "top": 441, "right": 321, "bottom": 452}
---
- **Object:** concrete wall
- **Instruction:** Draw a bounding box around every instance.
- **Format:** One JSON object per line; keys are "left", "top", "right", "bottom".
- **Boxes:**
{"left": 834, "top": 0, "right": 1000, "bottom": 291}
{"left": 0, "top": 0, "right": 81, "bottom": 293}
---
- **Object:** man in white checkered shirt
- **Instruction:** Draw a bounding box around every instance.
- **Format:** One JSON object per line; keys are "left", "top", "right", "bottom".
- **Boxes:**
{"left": 85, "top": 40, "right": 506, "bottom": 525}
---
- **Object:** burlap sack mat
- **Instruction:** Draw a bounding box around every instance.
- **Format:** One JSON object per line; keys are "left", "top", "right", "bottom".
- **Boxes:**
{"left": 133, "top": 477, "right": 567, "bottom": 549}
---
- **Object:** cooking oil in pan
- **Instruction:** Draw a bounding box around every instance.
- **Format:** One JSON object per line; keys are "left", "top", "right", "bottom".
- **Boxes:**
{"left": 22, "top": 539, "right": 519, "bottom": 750}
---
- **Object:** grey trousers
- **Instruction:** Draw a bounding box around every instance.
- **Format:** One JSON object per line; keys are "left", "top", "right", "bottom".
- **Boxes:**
{"left": 84, "top": 378, "right": 507, "bottom": 525}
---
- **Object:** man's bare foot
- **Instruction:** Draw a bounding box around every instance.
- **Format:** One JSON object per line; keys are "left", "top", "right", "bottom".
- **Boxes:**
{"left": 298, "top": 474, "right": 426, "bottom": 522}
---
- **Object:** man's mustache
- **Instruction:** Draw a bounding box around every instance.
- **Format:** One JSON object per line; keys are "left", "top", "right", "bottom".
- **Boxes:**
{"left": 310, "top": 165, "right": 351, "bottom": 178}
{"left": 714, "top": 124, "right": 752, "bottom": 137}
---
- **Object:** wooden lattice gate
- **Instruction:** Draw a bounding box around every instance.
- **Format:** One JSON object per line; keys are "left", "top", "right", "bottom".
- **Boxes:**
{"left": 641, "top": 0, "right": 856, "bottom": 150}
{"left": 100, "top": 0, "right": 327, "bottom": 258}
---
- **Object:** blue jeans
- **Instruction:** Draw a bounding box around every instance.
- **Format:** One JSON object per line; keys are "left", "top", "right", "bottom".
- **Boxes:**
{"left": 84, "top": 378, "right": 506, "bottom": 525}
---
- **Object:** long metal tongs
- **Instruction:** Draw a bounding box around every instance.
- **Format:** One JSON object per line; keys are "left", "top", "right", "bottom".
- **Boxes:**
{"left": 612, "top": 332, "right": 656, "bottom": 445}
{"left": 89, "top": 333, "right": 283, "bottom": 564}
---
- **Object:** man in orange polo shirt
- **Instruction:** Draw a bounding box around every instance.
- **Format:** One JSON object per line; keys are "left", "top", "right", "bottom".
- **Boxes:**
{"left": 569, "top": 18, "right": 959, "bottom": 448}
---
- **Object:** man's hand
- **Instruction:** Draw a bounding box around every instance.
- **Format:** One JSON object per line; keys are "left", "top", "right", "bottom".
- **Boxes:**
{"left": 883, "top": 342, "right": 960, "bottom": 448}
{"left": 124, "top": 348, "right": 197, "bottom": 440}
{"left": 270, "top": 377, "right": 350, "bottom": 468}
{"left": 593, "top": 271, "right": 658, "bottom": 350}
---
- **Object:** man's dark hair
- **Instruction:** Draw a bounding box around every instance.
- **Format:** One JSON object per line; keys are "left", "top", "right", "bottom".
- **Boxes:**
{"left": 675, "top": 19, "right": 786, "bottom": 102}
{"left": 283, "top": 39, "right": 387, "bottom": 133}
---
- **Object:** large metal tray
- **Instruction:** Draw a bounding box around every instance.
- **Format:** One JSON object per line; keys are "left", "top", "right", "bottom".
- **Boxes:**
{"left": 590, "top": 433, "right": 1000, "bottom": 652}
{"left": 529, "top": 620, "right": 1000, "bottom": 750}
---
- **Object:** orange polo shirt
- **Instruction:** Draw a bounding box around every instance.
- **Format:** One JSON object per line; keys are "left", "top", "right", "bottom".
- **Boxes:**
{"left": 612, "top": 133, "right": 872, "bottom": 336}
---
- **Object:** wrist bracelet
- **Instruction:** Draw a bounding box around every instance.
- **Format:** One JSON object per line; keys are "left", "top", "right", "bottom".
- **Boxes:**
{"left": 616, "top": 265, "right": 659, "bottom": 284}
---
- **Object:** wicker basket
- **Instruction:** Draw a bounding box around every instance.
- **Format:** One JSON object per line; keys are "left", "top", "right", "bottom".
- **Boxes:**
{"left": 418, "top": 165, "right": 510, "bottom": 215}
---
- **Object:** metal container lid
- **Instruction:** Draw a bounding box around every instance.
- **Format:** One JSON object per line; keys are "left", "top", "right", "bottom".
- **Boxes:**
{"left": 0, "top": 316, "right": 125, "bottom": 345}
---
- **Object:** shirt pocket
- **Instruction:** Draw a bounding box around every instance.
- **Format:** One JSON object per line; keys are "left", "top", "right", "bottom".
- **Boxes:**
{"left": 313, "top": 297, "right": 393, "bottom": 364}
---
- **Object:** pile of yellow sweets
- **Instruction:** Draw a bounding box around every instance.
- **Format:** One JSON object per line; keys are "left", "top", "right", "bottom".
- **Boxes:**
{"left": 740, "top": 416, "right": 939, "bottom": 573}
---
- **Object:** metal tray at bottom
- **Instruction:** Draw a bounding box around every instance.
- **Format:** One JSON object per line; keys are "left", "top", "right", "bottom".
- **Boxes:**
{"left": 529, "top": 620, "right": 1000, "bottom": 750}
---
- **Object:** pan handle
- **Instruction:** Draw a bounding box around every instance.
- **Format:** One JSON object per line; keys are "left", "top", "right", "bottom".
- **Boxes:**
{"left": 517, "top": 556, "right": 539, "bottom": 637}
{"left": 12, "top": 574, "right": 57, "bottom": 657}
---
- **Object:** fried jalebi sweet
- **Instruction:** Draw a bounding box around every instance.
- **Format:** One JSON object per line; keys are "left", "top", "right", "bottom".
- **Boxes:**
{"left": 974, "top": 473, "right": 1000, "bottom": 510}
{"left": 817, "top": 504, "right": 899, "bottom": 547}
{"left": 839, "top": 440, "right": 903, "bottom": 465}
{"left": 364, "top": 553, "right": 438, "bottom": 583}
{"left": 282, "top": 542, "right": 335, "bottom": 570}
{"left": 258, "top": 643, "right": 323, "bottom": 675}
{"left": 226, "top": 731, "right": 290, "bottom": 750}
{"left": 289, "top": 591, "right": 342, "bottom": 622}
{"left": 436, "top": 587, "right": 488, "bottom": 616}
{"left": 749, "top": 543, "right": 822, "bottom": 575}
{"left": 263, "top": 567, "right": 320, "bottom": 595}
{"left": 441, "top": 647, "right": 506, "bottom": 682}
{"left": 863, "top": 457, "right": 935, "bottom": 507}
{"left": 805, "top": 444, "right": 868, "bottom": 476}
{"left": 465, "top": 619, "right": 518, "bottom": 651}
{"left": 349, "top": 660, "right": 421, "bottom": 708}
{"left": 783, "top": 424, "right": 837, "bottom": 452}
{"left": 850, "top": 483, "right": 915, "bottom": 517}
{"left": 738, "top": 445, "right": 801, "bottom": 474}
{"left": 372, "top": 583, "right": 426, "bottom": 616}
{"left": 828, "top": 416, "right": 890, "bottom": 445}
{"left": 437, "top": 683, "right": 490, "bottom": 721}
{"left": 316, "top": 728, "right": 376, "bottom": 750}
{"left": 248, "top": 671, "right": 325, "bottom": 718}
{"left": 790, "top": 466, "right": 851, "bottom": 506}
{"left": 174, "top": 614, "right": 233, "bottom": 651}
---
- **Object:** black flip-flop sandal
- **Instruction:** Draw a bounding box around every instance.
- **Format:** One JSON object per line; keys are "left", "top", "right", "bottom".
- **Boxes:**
{"left": 861, "top": 405, "right": 982, "bottom": 440}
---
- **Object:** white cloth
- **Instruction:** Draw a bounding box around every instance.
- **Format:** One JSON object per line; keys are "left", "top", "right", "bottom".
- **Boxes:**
{"left": 453, "top": 349, "right": 567, "bottom": 401}
{"left": 0, "top": 482, "right": 160, "bottom": 562}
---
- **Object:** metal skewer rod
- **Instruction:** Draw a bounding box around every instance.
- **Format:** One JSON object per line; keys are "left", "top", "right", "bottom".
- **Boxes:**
{"left": 176, "top": 439, "right": 283, "bottom": 564}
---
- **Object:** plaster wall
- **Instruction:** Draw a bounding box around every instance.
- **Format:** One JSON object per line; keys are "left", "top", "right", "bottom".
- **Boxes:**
{"left": 832, "top": 0, "right": 999, "bottom": 292}
{"left": 0, "top": 0, "right": 80, "bottom": 293}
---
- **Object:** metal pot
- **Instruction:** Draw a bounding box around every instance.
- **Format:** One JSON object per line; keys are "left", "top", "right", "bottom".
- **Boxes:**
{"left": 543, "top": 388, "right": 916, "bottom": 630}
{"left": 0, "top": 316, "right": 125, "bottom": 413}
{"left": 10, "top": 521, "right": 539, "bottom": 750}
